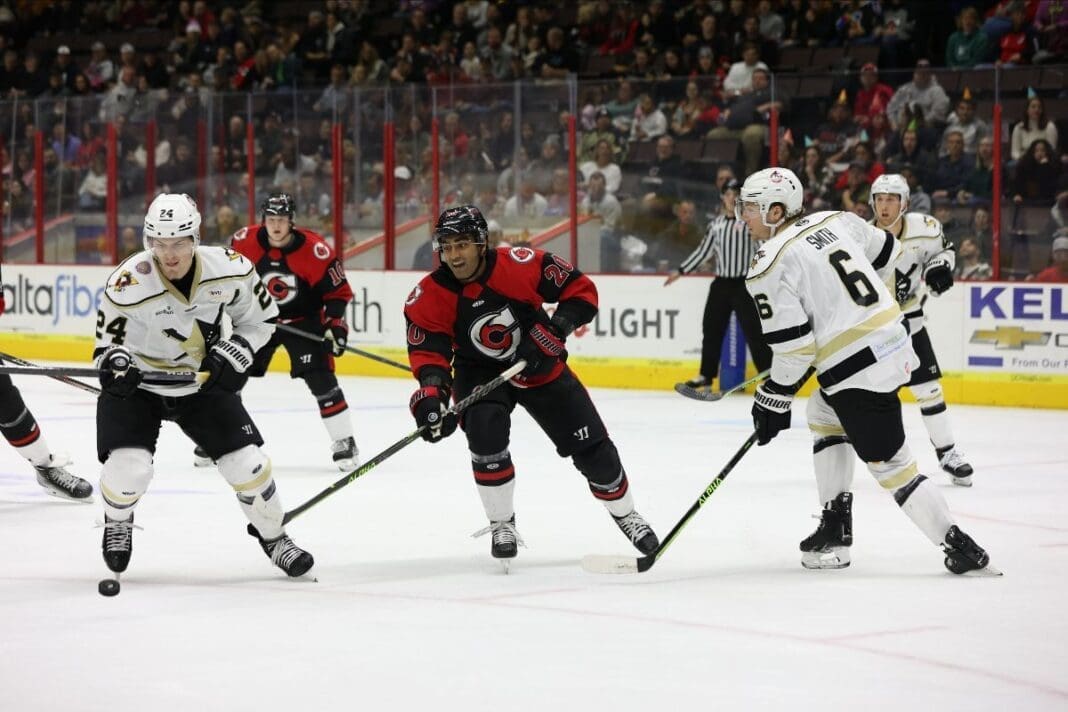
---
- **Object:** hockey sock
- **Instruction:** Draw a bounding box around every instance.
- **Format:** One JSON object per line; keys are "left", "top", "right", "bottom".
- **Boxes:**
{"left": 813, "top": 436, "right": 855, "bottom": 506}
{"left": 100, "top": 448, "right": 153, "bottom": 520}
{"left": 477, "top": 478, "right": 515, "bottom": 522}
{"left": 894, "top": 475, "right": 955, "bottom": 546}
{"left": 314, "top": 386, "right": 353, "bottom": 441}
{"left": 598, "top": 484, "right": 635, "bottom": 519}
{"left": 0, "top": 403, "right": 49, "bottom": 465}
{"left": 218, "top": 445, "right": 284, "bottom": 540}
{"left": 910, "top": 381, "right": 955, "bottom": 451}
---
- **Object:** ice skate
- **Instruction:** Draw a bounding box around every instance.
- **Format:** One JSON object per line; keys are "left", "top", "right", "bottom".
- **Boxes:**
{"left": 612, "top": 510, "right": 659, "bottom": 555}
{"left": 938, "top": 447, "right": 973, "bottom": 487}
{"left": 101, "top": 514, "right": 137, "bottom": 573}
{"left": 473, "top": 515, "right": 524, "bottom": 572}
{"left": 331, "top": 436, "right": 359, "bottom": 471}
{"left": 942, "top": 525, "right": 1000, "bottom": 576}
{"left": 35, "top": 455, "right": 93, "bottom": 502}
{"left": 247, "top": 524, "right": 315, "bottom": 577}
{"left": 800, "top": 492, "right": 853, "bottom": 569}
{"left": 193, "top": 446, "right": 214, "bottom": 468}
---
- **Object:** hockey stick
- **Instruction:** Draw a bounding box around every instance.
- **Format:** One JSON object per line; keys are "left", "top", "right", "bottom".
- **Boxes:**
{"left": 582, "top": 431, "right": 759, "bottom": 574}
{"left": 0, "top": 364, "right": 205, "bottom": 385}
{"left": 674, "top": 369, "right": 771, "bottom": 402}
{"left": 275, "top": 322, "right": 411, "bottom": 373}
{"left": 0, "top": 351, "right": 102, "bottom": 395}
{"left": 281, "top": 359, "right": 527, "bottom": 524}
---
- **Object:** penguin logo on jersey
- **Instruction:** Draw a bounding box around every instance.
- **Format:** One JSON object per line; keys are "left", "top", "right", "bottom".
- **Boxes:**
{"left": 470, "top": 307, "right": 519, "bottom": 360}
{"left": 262, "top": 271, "right": 299, "bottom": 305}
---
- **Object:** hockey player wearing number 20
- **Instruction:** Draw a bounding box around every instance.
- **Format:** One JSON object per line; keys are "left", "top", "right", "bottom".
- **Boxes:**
{"left": 870, "top": 174, "right": 973, "bottom": 486}
{"left": 740, "top": 168, "right": 995, "bottom": 575}
{"left": 404, "top": 205, "right": 659, "bottom": 567}
{"left": 94, "top": 193, "right": 314, "bottom": 580}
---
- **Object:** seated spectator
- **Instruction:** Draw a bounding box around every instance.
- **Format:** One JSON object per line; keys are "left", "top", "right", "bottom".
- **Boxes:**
{"left": 1051, "top": 190, "right": 1068, "bottom": 233}
{"left": 646, "top": 199, "right": 702, "bottom": 271}
{"left": 639, "top": 135, "right": 686, "bottom": 200}
{"left": 581, "top": 171, "right": 623, "bottom": 232}
{"left": 1012, "top": 139, "right": 1062, "bottom": 205}
{"left": 940, "top": 95, "right": 991, "bottom": 156}
{"left": 503, "top": 175, "right": 548, "bottom": 218}
{"left": 84, "top": 41, "right": 115, "bottom": 92}
{"left": 930, "top": 130, "right": 975, "bottom": 199}
{"left": 313, "top": 64, "right": 351, "bottom": 114}
{"left": 356, "top": 170, "right": 385, "bottom": 223}
{"left": 527, "top": 135, "right": 565, "bottom": 195}
{"left": 886, "top": 59, "right": 951, "bottom": 130}
{"left": 839, "top": 161, "right": 872, "bottom": 213}
{"left": 722, "top": 42, "right": 769, "bottom": 97}
{"left": 955, "top": 237, "right": 994, "bottom": 280}
{"left": 1033, "top": 0, "right": 1068, "bottom": 63}
{"left": 854, "top": 64, "right": 895, "bottom": 129}
{"left": 670, "top": 80, "right": 707, "bottom": 138}
{"left": 78, "top": 154, "right": 108, "bottom": 209}
{"left": 706, "top": 66, "right": 783, "bottom": 176}
{"left": 833, "top": 142, "right": 885, "bottom": 192}
{"left": 580, "top": 139, "right": 622, "bottom": 195}
{"left": 534, "top": 26, "right": 578, "bottom": 80}
{"left": 886, "top": 125, "right": 937, "bottom": 187}
{"left": 933, "top": 196, "right": 965, "bottom": 242}
{"left": 1011, "top": 95, "right": 1059, "bottom": 162}
{"left": 960, "top": 136, "right": 996, "bottom": 205}
{"left": 580, "top": 108, "right": 622, "bottom": 164}
{"left": 544, "top": 168, "right": 572, "bottom": 217}
{"left": 1032, "top": 235, "right": 1068, "bottom": 282}
{"left": 900, "top": 164, "right": 932, "bottom": 215}
{"left": 814, "top": 92, "right": 860, "bottom": 166}
{"left": 997, "top": 4, "right": 1036, "bottom": 65}
{"left": 795, "top": 142, "right": 836, "bottom": 211}
{"left": 605, "top": 79, "right": 639, "bottom": 135}
{"left": 964, "top": 203, "right": 995, "bottom": 256}
{"left": 875, "top": 0, "right": 914, "bottom": 68}
{"left": 629, "top": 93, "right": 668, "bottom": 143}
{"left": 946, "top": 7, "right": 991, "bottom": 68}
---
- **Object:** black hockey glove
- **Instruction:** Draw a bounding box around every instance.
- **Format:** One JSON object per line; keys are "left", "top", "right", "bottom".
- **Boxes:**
{"left": 515, "top": 322, "right": 566, "bottom": 379}
{"left": 410, "top": 385, "right": 458, "bottom": 443}
{"left": 201, "top": 336, "right": 254, "bottom": 392}
{"left": 752, "top": 380, "right": 794, "bottom": 446}
{"left": 323, "top": 316, "right": 348, "bottom": 357}
{"left": 99, "top": 346, "right": 142, "bottom": 398}
{"left": 924, "top": 259, "right": 953, "bottom": 296}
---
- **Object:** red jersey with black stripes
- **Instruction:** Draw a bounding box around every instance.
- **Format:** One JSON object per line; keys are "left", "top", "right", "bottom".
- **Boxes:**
{"left": 404, "top": 245, "right": 598, "bottom": 388}
{"left": 230, "top": 224, "right": 353, "bottom": 322}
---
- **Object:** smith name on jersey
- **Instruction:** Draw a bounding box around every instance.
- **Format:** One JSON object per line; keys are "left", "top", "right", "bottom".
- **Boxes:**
{"left": 230, "top": 224, "right": 353, "bottom": 322}
{"left": 94, "top": 246, "right": 279, "bottom": 397}
{"left": 404, "top": 245, "right": 597, "bottom": 388}
{"left": 882, "top": 212, "right": 955, "bottom": 334}
{"left": 746, "top": 210, "right": 916, "bottom": 394}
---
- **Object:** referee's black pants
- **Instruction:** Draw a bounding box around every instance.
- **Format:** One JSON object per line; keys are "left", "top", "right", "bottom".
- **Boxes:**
{"left": 699, "top": 277, "right": 772, "bottom": 380}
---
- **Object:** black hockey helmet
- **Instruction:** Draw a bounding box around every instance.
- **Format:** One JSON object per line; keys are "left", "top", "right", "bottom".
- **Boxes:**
{"left": 261, "top": 192, "right": 296, "bottom": 223}
{"left": 432, "top": 204, "right": 488, "bottom": 252}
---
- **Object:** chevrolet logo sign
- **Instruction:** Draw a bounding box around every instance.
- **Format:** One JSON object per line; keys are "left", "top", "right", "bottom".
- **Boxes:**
{"left": 970, "top": 326, "right": 1050, "bottom": 350}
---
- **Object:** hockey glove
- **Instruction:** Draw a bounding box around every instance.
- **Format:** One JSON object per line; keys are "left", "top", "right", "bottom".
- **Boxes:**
{"left": 99, "top": 346, "right": 143, "bottom": 398}
{"left": 515, "top": 322, "right": 565, "bottom": 379}
{"left": 924, "top": 259, "right": 953, "bottom": 295}
{"left": 410, "top": 385, "right": 458, "bottom": 443}
{"left": 201, "top": 336, "right": 254, "bottom": 392}
{"left": 752, "top": 380, "right": 794, "bottom": 446}
{"left": 323, "top": 316, "right": 348, "bottom": 357}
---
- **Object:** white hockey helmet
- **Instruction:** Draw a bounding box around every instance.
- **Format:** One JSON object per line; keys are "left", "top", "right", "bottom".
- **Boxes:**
{"left": 736, "top": 167, "right": 804, "bottom": 231}
{"left": 143, "top": 193, "right": 201, "bottom": 250}
{"left": 869, "top": 173, "right": 910, "bottom": 226}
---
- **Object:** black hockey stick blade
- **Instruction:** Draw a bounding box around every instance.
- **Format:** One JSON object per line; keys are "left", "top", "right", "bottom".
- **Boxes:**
{"left": 674, "top": 369, "right": 771, "bottom": 402}
{"left": 581, "top": 431, "right": 759, "bottom": 575}
{"left": 282, "top": 359, "right": 526, "bottom": 524}
{"left": 275, "top": 322, "right": 411, "bottom": 373}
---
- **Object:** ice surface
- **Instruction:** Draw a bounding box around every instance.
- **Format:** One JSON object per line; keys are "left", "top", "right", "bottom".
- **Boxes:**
{"left": 1, "top": 368, "right": 1065, "bottom": 711}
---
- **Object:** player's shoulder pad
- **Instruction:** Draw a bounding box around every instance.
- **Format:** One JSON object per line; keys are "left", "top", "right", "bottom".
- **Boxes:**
{"left": 405, "top": 270, "right": 452, "bottom": 311}
{"left": 197, "top": 245, "right": 256, "bottom": 279}
{"left": 298, "top": 228, "right": 337, "bottom": 261}
{"left": 747, "top": 211, "right": 838, "bottom": 280}
{"left": 103, "top": 251, "right": 165, "bottom": 305}
{"left": 903, "top": 212, "right": 943, "bottom": 238}
{"left": 497, "top": 244, "right": 544, "bottom": 265}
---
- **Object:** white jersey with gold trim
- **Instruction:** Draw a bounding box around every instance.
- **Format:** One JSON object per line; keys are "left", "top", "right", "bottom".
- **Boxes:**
{"left": 746, "top": 210, "right": 917, "bottom": 395}
{"left": 880, "top": 212, "right": 956, "bottom": 334}
{"left": 94, "top": 246, "right": 278, "bottom": 396}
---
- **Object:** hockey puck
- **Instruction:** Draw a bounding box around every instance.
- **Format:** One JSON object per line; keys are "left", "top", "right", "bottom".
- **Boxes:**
{"left": 98, "top": 578, "right": 120, "bottom": 596}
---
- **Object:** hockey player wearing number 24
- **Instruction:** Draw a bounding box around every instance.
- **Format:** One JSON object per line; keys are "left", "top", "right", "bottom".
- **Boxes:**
{"left": 94, "top": 193, "right": 314, "bottom": 582}
{"left": 404, "top": 205, "right": 659, "bottom": 568}
{"left": 740, "top": 168, "right": 996, "bottom": 575}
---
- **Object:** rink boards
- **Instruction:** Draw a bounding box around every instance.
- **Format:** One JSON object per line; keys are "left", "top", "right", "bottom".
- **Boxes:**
{"left": 1, "top": 262, "right": 1065, "bottom": 409}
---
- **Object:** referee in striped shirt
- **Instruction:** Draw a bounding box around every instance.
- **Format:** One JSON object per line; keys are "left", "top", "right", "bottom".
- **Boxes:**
{"left": 664, "top": 179, "right": 772, "bottom": 389}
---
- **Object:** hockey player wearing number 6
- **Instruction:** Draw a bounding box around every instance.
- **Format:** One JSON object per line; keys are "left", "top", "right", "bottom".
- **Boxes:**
{"left": 869, "top": 173, "right": 973, "bottom": 486}
{"left": 93, "top": 193, "right": 314, "bottom": 580}
{"left": 192, "top": 192, "right": 359, "bottom": 471}
{"left": 739, "top": 168, "right": 996, "bottom": 575}
{"left": 403, "top": 205, "right": 659, "bottom": 568}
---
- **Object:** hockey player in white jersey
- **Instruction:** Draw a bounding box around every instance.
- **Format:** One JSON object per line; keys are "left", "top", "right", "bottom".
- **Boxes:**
{"left": 94, "top": 193, "right": 314, "bottom": 580}
{"left": 739, "top": 168, "right": 995, "bottom": 575}
{"left": 870, "top": 173, "right": 973, "bottom": 486}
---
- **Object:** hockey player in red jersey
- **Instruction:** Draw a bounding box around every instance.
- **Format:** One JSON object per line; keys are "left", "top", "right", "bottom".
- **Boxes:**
{"left": 193, "top": 192, "right": 359, "bottom": 470}
{"left": 404, "top": 205, "right": 659, "bottom": 567}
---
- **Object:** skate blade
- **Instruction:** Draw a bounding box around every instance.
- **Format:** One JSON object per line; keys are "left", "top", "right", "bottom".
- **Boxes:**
{"left": 41, "top": 488, "right": 95, "bottom": 504}
{"left": 959, "top": 563, "right": 1003, "bottom": 577}
{"left": 950, "top": 476, "right": 973, "bottom": 487}
{"left": 334, "top": 458, "right": 359, "bottom": 472}
{"left": 192, "top": 458, "right": 214, "bottom": 468}
{"left": 801, "top": 549, "right": 850, "bottom": 569}
{"left": 498, "top": 559, "right": 511, "bottom": 574}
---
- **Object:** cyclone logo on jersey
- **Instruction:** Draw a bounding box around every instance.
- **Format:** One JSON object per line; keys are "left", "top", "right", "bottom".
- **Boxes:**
{"left": 469, "top": 307, "right": 519, "bottom": 360}
{"left": 262, "top": 271, "right": 298, "bottom": 305}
